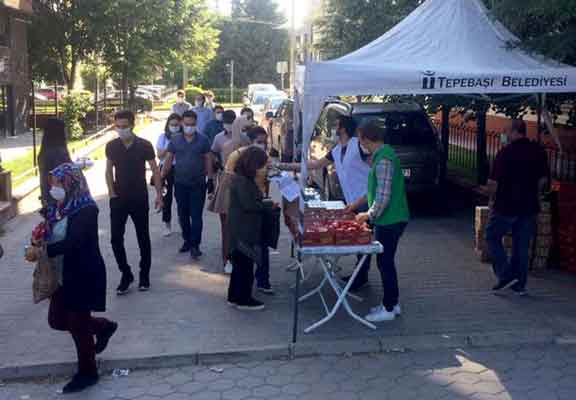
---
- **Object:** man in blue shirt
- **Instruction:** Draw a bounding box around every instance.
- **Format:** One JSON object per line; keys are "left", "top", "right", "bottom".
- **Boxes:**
{"left": 203, "top": 105, "right": 225, "bottom": 146}
{"left": 161, "top": 110, "right": 215, "bottom": 259}
{"left": 193, "top": 94, "right": 213, "bottom": 136}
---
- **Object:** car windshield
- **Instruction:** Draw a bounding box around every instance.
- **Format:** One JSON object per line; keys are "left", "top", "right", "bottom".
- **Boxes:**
{"left": 354, "top": 112, "right": 437, "bottom": 147}
{"left": 253, "top": 96, "right": 267, "bottom": 105}
{"left": 270, "top": 98, "right": 284, "bottom": 109}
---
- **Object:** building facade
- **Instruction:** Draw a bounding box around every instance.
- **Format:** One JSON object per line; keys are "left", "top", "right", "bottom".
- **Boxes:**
{"left": 0, "top": 0, "right": 32, "bottom": 137}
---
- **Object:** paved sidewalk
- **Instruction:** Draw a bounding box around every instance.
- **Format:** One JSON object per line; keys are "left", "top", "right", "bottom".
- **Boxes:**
{"left": 1, "top": 119, "right": 576, "bottom": 377}
{"left": 2, "top": 344, "right": 576, "bottom": 400}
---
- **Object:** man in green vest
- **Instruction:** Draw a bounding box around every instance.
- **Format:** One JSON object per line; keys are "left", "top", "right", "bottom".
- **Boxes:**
{"left": 354, "top": 120, "right": 410, "bottom": 322}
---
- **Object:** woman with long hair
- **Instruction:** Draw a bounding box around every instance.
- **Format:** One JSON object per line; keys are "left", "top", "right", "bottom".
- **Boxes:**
{"left": 38, "top": 118, "right": 72, "bottom": 206}
{"left": 156, "top": 113, "right": 182, "bottom": 236}
{"left": 28, "top": 163, "right": 117, "bottom": 393}
{"left": 227, "top": 146, "right": 270, "bottom": 310}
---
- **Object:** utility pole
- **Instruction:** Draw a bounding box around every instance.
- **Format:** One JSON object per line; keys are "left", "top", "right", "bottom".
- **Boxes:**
{"left": 289, "top": 0, "right": 296, "bottom": 96}
{"left": 226, "top": 60, "right": 235, "bottom": 103}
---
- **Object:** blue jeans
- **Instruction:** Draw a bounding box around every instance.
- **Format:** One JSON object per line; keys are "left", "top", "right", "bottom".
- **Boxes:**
{"left": 375, "top": 222, "right": 407, "bottom": 310}
{"left": 174, "top": 182, "right": 206, "bottom": 247}
{"left": 486, "top": 212, "right": 537, "bottom": 290}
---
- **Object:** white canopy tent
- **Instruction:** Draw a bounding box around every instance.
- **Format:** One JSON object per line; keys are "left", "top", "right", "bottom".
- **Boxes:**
{"left": 296, "top": 0, "right": 576, "bottom": 183}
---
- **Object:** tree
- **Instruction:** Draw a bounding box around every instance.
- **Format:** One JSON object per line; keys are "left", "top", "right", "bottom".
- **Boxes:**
{"left": 29, "top": 1, "right": 100, "bottom": 90}
{"left": 201, "top": 0, "right": 289, "bottom": 90}
{"left": 316, "top": 0, "right": 422, "bottom": 60}
{"left": 93, "top": 0, "right": 219, "bottom": 109}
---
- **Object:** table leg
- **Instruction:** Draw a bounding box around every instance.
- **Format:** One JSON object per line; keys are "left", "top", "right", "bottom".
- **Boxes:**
{"left": 292, "top": 256, "right": 301, "bottom": 344}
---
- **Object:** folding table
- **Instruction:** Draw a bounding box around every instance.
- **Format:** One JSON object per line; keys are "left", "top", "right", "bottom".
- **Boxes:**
{"left": 290, "top": 241, "right": 384, "bottom": 341}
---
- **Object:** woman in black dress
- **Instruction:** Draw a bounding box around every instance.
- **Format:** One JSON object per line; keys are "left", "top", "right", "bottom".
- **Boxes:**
{"left": 37, "top": 118, "right": 72, "bottom": 207}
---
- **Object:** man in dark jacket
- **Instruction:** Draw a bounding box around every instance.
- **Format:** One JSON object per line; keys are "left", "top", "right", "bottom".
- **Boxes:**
{"left": 486, "top": 119, "right": 549, "bottom": 295}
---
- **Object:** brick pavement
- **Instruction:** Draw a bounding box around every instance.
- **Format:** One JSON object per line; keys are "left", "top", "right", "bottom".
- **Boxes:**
{"left": 2, "top": 344, "right": 576, "bottom": 399}
{"left": 1, "top": 119, "right": 576, "bottom": 377}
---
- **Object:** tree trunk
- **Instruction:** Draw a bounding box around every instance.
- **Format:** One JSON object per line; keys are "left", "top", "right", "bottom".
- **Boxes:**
{"left": 129, "top": 84, "right": 136, "bottom": 112}
{"left": 68, "top": 59, "right": 78, "bottom": 92}
{"left": 121, "top": 62, "right": 129, "bottom": 109}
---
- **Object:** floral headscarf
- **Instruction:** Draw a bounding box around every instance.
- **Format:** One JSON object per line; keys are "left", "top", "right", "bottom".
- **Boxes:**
{"left": 43, "top": 163, "right": 96, "bottom": 232}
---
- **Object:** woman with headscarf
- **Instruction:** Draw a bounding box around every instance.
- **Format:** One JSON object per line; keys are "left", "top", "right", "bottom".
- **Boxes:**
{"left": 37, "top": 118, "right": 72, "bottom": 206}
{"left": 28, "top": 163, "right": 117, "bottom": 393}
{"left": 208, "top": 115, "right": 251, "bottom": 274}
{"left": 227, "top": 146, "right": 271, "bottom": 310}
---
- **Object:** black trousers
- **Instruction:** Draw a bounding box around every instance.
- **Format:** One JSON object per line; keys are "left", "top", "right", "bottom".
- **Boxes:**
{"left": 228, "top": 250, "right": 255, "bottom": 304}
{"left": 162, "top": 170, "right": 175, "bottom": 224}
{"left": 110, "top": 197, "right": 151, "bottom": 278}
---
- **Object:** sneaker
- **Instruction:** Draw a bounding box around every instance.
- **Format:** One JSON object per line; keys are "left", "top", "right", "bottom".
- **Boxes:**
{"left": 492, "top": 277, "right": 519, "bottom": 292}
{"left": 227, "top": 300, "right": 237, "bottom": 307}
{"left": 257, "top": 283, "right": 275, "bottom": 295}
{"left": 116, "top": 273, "right": 134, "bottom": 296}
{"left": 224, "top": 261, "right": 233, "bottom": 275}
{"left": 62, "top": 373, "right": 99, "bottom": 394}
{"left": 190, "top": 246, "right": 202, "bottom": 259}
{"left": 371, "top": 304, "right": 401, "bottom": 316}
{"left": 179, "top": 242, "right": 192, "bottom": 253}
{"left": 95, "top": 322, "right": 118, "bottom": 354}
{"left": 343, "top": 275, "right": 368, "bottom": 292}
{"left": 138, "top": 275, "right": 150, "bottom": 292}
{"left": 365, "top": 306, "right": 396, "bottom": 322}
{"left": 162, "top": 222, "right": 172, "bottom": 237}
{"left": 236, "top": 298, "right": 265, "bottom": 311}
{"left": 511, "top": 284, "right": 528, "bottom": 296}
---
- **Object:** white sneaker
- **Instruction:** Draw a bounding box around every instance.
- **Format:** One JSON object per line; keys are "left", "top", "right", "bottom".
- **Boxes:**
{"left": 365, "top": 305, "right": 396, "bottom": 322}
{"left": 370, "top": 304, "right": 401, "bottom": 316}
{"left": 224, "top": 261, "right": 233, "bottom": 275}
{"left": 162, "top": 223, "right": 172, "bottom": 237}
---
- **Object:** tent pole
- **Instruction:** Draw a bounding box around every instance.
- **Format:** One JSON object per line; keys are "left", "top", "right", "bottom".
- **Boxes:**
{"left": 440, "top": 105, "right": 450, "bottom": 182}
{"left": 476, "top": 107, "right": 489, "bottom": 185}
{"left": 537, "top": 93, "right": 543, "bottom": 143}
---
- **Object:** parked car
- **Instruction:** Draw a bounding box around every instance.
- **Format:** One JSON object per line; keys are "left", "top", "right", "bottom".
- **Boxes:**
{"left": 247, "top": 83, "right": 277, "bottom": 99}
{"left": 269, "top": 99, "right": 302, "bottom": 162}
{"left": 309, "top": 101, "right": 443, "bottom": 199}
{"left": 251, "top": 90, "right": 287, "bottom": 120}
{"left": 260, "top": 96, "right": 287, "bottom": 129}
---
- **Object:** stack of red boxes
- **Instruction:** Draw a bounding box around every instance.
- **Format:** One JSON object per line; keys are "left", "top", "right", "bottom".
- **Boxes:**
{"left": 553, "top": 181, "right": 576, "bottom": 272}
{"left": 302, "top": 208, "right": 371, "bottom": 247}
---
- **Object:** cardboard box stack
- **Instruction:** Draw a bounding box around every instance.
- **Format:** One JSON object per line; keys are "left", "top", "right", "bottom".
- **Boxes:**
{"left": 553, "top": 182, "right": 576, "bottom": 272}
{"left": 474, "top": 204, "right": 552, "bottom": 269}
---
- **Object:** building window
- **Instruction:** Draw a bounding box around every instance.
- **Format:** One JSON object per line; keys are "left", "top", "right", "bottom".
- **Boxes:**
{"left": 0, "top": 14, "right": 9, "bottom": 47}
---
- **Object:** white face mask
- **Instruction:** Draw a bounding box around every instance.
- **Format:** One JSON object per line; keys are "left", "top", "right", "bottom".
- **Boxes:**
{"left": 215, "top": 113, "right": 223, "bottom": 121}
{"left": 183, "top": 126, "right": 196, "bottom": 135}
{"left": 223, "top": 123, "right": 233, "bottom": 133}
{"left": 254, "top": 143, "right": 267, "bottom": 151}
{"left": 195, "top": 100, "right": 204, "bottom": 107}
{"left": 117, "top": 127, "right": 133, "bottom": 140}
{"left": 50, "top": 186, "right": 66, "bottom": 202}
{"left": 176, "top": 97, "right": 184, "bottom": 104}
{"left": 169, "top": 126, "right": 180, "bottom": 134}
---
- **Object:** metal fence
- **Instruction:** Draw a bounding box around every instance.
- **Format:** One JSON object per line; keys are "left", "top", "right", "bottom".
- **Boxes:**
{"left": 433, "top": 119, "right": 576, "bottom": 184}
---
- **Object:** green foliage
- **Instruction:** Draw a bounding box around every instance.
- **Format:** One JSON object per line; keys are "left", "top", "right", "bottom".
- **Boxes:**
{"left": 201, "top": 0, "right": 289, "bottom": 89}
{"left": 210, "top": 88, "right": 244, "bottom": 104}
{"left": 29, "top": 1, "right": 101, "bottom": 89}
{"left": 185, "top": 85, "right": 206, "bottom": 104}
{"left": 80, "top": 63, "right": 110, "bottom": 93}
{"left": 61, "top": 93, "right": 94, "bottom": 140}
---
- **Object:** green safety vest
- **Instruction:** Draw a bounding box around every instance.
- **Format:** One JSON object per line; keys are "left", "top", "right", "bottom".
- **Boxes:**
{"left": 367, "top": 145, "right": 410, "bottom": 226}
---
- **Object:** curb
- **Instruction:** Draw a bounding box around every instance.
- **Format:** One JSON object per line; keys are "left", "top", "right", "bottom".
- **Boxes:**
{"left": 0, "top": 329, "right": 571, "bottom": 382}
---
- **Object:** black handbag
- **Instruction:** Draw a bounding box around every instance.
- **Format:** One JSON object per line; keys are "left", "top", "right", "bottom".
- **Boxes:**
{"left": 261, "top": 204, "right": 281, "bottom": 249}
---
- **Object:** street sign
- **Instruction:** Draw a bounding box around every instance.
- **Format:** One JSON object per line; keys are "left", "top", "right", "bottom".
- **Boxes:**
{"left": 276, "top": 61, "right": 288, "bottom": 75}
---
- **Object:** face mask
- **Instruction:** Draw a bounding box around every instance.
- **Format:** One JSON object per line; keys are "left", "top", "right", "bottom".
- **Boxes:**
{"left": 223, "top": 123, "right": 233, "bottom": 133}
{"left": 254, "top": 143, "right": 267, "bottom": 151}
{"left": 50, "top": 186, "right": 66, "bottom": 202}
{"left": 117, "top": 128, "right": 132, "bottom": 140}
{"left": 183, "top": 126, "right": 196, "bottom": 135}
{"left": 195, "top": 100, "right": 204, "bottom": 107}
{"left": 169, "top": 126, "right": 180, "bottom": 134}
{"left": 215, "top": 113, "right": 223, "bottom": 121}
{"left": 500, "top": 133, "right": 509, "bottom": 145}
{"left": 176, "top": 97, "right": 184, "bottom": 103}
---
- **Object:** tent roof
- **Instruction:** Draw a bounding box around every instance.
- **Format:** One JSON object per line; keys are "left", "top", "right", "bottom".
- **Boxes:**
{"left": 299, "top": 0, "right": 576, "bottom": 96}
